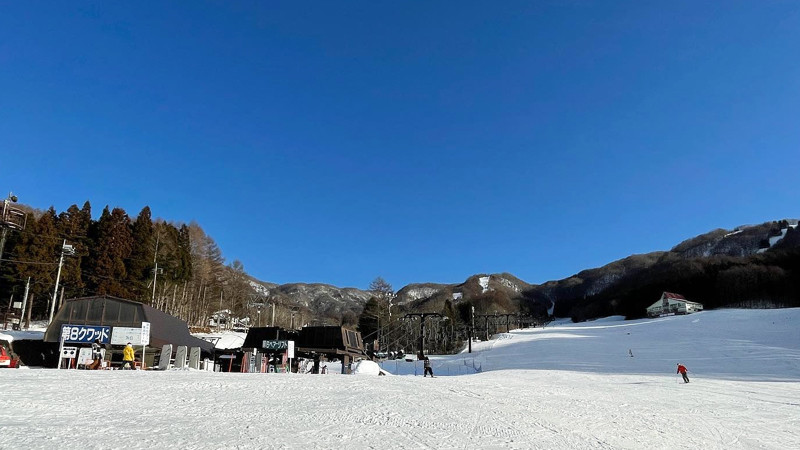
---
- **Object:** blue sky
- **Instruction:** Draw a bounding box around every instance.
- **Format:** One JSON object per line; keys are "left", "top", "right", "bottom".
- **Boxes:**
{"left": 2, "top": 2, "right": 799, "bottom": 290}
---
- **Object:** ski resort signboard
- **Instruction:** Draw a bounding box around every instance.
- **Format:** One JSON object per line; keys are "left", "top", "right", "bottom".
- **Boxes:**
{"left": 262, "top": 340, "right": 289, "bottom": 351}
{"left": 111, "top": 327, "right": 143, "bottom": 345}
{"left": 60, "top": 324, "right": 111, "bottom": 344}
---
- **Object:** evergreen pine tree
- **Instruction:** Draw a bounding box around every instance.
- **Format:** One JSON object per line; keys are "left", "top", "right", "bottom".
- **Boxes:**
{"left": 357, "top": 297, "right": 384, "bottom": 344}
{"left": 56, "top": 204, "right": 90, "bottom": 297}
{"left": 13, "top": 208, "right": 60, "bottom": 318}
{"left": 127, "top": 206, "right": 155, "bottom": 301}
{"left": 91, "top": 206, "right": 133, "bottom": 298}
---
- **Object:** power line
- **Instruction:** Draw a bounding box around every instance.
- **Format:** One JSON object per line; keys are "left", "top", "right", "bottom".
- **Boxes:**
{"left": 0, "top": 258, "right": 58, "bottom": 266}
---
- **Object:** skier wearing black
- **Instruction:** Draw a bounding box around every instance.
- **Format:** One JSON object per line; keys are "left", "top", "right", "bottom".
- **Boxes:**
{"left": 423, "top": 357, "right": 434, "bottom": 377}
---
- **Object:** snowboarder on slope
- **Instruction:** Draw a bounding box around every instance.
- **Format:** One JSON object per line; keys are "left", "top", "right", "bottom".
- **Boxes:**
{"left": 423, "top": 356, "right": 434, "bottom": 378}
{"left": 677, "top": 363, "right": 689, "bottom": 383}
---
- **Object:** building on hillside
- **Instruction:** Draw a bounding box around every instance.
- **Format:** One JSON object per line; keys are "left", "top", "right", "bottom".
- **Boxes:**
{"left": 646, "top": 292, "right": 704, "bottom": 318}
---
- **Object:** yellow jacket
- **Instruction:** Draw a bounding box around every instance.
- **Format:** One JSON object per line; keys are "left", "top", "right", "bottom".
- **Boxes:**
{"left": 123, "top": 345, "right": 135, "bottom": 361}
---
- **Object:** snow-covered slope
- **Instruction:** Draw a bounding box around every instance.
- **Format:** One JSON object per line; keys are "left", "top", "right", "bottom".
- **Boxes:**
{"left": 1, "top": 309, "right": 798, "bottom": 449}
{"left": 384, "top": 308, "right": 800, "bottom": 381}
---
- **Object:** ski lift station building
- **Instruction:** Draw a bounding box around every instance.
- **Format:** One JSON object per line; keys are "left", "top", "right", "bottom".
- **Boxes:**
{"left": 42, "top": 295, "right": 214, "bottom": 367}
{"left": 646, "top": 292, "right": 704, "bottom": 318}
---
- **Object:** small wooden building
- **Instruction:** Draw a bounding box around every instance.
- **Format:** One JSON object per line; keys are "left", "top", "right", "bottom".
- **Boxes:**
{"left": 646, "top": 292, "right": 703, "bottom": 318}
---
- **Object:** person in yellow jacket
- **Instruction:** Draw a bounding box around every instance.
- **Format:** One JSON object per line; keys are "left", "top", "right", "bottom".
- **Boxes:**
{"left": 122, "top": 342, "right": 135, "bottom": 370}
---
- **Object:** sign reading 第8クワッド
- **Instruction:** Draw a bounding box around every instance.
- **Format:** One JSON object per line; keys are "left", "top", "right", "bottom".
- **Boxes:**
{"left": 61, "top": 324, "right": 111, "bottom": 344}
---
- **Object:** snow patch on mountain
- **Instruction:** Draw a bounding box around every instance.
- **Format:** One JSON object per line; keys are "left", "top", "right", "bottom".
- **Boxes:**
{"left": 479, "top": 276, "right": 490, "bottom": 293}
{"left": 497, "top": 277, "right": 520, "bottom": 292}
{"left": 405, "top": 287, "right": 441, "bottom": 301}
{"left": 249, "top": 280, "right": 271, "bottom": 297}
{"left": 757, "top": 225, "right": 797, "bottom": 253}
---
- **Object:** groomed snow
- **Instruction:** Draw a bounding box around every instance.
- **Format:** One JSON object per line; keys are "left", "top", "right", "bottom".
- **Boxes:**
{"left": 1, "top": 309, "right": 799, "bottom": 449}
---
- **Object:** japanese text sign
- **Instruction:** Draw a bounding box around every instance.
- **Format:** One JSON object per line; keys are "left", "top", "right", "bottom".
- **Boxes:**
{"left": 61, "top": 325, "right": 111, "bottom": 344}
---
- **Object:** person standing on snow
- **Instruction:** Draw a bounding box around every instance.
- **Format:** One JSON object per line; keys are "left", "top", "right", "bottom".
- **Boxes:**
{"left": 90, "top": 339, "right": 103, "bottom": 369}
{"left": 122, "top": 342, "right": 136, "bottom": 370}
{"left": 677, "top": 363, "right": 689, "bottom": 383}
{"left": 423, "top": 356, "right": 434, "bottom": 378}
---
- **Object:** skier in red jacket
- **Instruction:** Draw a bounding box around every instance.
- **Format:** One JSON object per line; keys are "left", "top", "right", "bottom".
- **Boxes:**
{"left": 677, "top": 363, "right": 689, "bottom": 383}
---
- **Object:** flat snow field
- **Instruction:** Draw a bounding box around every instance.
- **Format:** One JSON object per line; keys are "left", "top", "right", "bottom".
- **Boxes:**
{"left": 1, "top": 309, "right": 799, "bottom": 449}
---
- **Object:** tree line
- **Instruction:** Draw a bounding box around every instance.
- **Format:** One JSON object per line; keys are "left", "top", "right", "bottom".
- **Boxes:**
{"left": 0, "top": 201, "right": 263, "bottom": 328}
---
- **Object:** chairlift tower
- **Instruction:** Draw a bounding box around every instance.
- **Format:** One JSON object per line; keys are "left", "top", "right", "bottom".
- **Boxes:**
{"left": 404, "top": 312, "right": 442, "bottom": 359}
{"left": 0, "top": 192, "right": 27, "bottom": 268}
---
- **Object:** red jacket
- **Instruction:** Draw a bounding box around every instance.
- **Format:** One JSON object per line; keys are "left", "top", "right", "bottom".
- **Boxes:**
{"left": 677, "top": 364, "right": 687, "bottom": 374}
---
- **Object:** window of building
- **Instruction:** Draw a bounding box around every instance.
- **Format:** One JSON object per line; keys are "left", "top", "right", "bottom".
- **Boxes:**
{"left": 87, "top": 299, "right": 105, "bottom": 322}
{"left": 103, "top": 301, "right": 121, "bottom": 323}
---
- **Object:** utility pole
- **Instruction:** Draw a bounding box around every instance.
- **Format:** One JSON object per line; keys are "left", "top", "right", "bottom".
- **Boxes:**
{"left": 3, "top": 295, "right": 12, "bottom": 330}
{"left": 48, "top": 240, "right": 74, "bottom": 325}
{"left": 151, "top": 234, "right": 163, "bottom": 304}
{"left": 20, "top": 277, "right": 30, "bottom": 329}
{"left": 468, "top": 306, "right": 474, "bottom": 353}
{"left": 218, "top": 290, "right": 223, "bottom": 332}
{"left": 26, "top": 293, "right": 34, "bottom": 329}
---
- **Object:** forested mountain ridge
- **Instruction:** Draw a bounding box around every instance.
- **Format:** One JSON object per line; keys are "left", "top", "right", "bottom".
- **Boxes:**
{"left": 2, "top": 199, "right": 797, "bottom": 330}
{"left": 524, "top": 219, "right": 800, "bottom": 321}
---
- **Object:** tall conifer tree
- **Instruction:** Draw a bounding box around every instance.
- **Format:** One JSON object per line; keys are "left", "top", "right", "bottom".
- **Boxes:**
{"left": 91, "top": 206, "right": 133, "bottom": 298}
{"left": 13, "top": 208, "right": 59, "bottom": 317}
{"left": 127, "top": 206, "right": 155, "bottom": 301}
{"left": 56, "top": 204, "right": 90, "bottom": 297}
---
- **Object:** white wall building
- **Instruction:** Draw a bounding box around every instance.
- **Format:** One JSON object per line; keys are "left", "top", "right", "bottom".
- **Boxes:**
{"left": 646, "top": 292, "right": 703, "bottom": 318}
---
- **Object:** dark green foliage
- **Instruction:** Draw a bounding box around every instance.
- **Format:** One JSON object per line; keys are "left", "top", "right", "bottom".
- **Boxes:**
{"left": 0, "top": 201, "right": 216, "bottom": 325}
{"left": 357, "top": 297, "right": 383, "bottom": 342}
{"left": 56, "top": 203, "right": 91, "bottom": 297}
{"left": 11, "top": 209, "right": 60, "bottom": 317}
{"left": 89, "top": 207, "right": 133, "bottom": 298}
{"left": 126, "top": 206, "right": 155, "bottom": 301}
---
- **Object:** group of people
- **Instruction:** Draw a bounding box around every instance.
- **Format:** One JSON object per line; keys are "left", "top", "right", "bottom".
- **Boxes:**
{"left": 87, "top": 340, "right": 136, "bottom": 370}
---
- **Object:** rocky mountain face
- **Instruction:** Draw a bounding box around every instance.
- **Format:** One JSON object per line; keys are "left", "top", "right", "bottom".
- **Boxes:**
{"left": 249, "top": 219, "right": 799, "bottom": 323}
{"left": 248, "top": 280, "right": 375, "bottom": 324}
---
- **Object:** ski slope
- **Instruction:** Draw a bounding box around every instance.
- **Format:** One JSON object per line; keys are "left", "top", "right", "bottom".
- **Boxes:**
{"left": 1, "top": 309, "right": 798, "bottom": 449}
